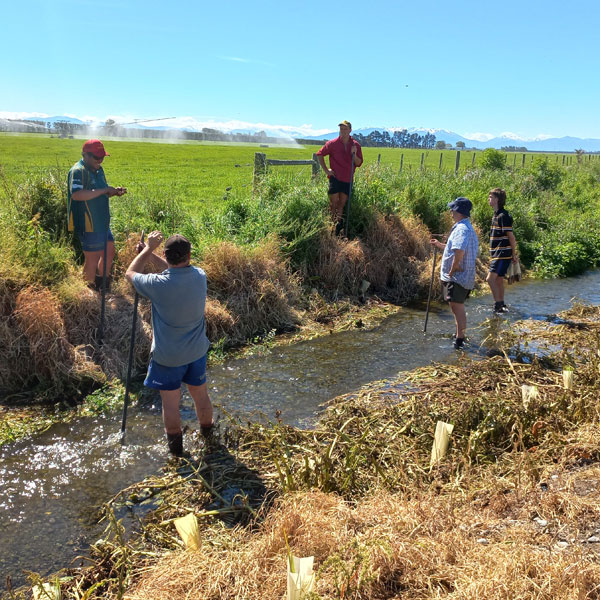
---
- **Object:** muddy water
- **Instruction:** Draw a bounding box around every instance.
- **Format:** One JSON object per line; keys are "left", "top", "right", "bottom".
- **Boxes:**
{"left": 2, "top": 271, "right": 600, "bottom": 586}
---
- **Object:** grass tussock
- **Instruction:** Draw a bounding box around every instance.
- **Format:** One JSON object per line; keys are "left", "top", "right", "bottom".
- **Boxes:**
{"left": 126, "top": 480, "right": 600, "bottom": 600}
{"left": 201, "top": 237, "right": 301, "bottom": 342}
{"left": 12, "top": 286, "right": 104, "bottom": 394}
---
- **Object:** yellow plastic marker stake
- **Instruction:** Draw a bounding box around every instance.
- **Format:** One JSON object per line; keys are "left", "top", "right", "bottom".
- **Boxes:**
{"left": 562, "top": 369, "right": 574, "bottom": 390}
{"left": 174, "top": 513, "right": 201, "bottom": 550}
{"left": 287, "top": 555, "right": 315, "bottom": 600}
{"left": 430, "top": 421, "right": 454, "bottom": 467}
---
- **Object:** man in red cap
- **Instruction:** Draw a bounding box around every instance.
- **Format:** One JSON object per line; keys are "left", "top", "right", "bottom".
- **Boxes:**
{"left": 67, "top": 139, "right": 127, "bottom": 289}
{"left": 316, "top": 120, "right": 363, "bottom": 234}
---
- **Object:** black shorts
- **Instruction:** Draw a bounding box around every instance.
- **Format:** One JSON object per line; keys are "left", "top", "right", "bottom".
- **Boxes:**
{"left": 441, "top": 281, "right": 471, "bottom": 304}
{"left": 489, "top": 258, "right": 511, "bottom": 277}
{"left": 328, "top": 176, "right": 350, "bottom": 196}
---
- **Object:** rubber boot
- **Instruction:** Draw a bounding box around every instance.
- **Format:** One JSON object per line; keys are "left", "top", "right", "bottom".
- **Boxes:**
{"left": 166, "top": 432, "right": 184, "bottom": 457}
{"left": 95, "top": 274, "right": 112, "bottom": 293}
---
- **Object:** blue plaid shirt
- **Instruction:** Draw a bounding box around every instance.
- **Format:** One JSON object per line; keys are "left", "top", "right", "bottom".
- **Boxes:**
{"left": 440, "top": 218, "right": 479, "bottom": 290}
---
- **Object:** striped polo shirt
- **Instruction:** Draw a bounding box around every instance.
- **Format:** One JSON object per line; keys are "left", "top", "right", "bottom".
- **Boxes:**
{"left": 490, "top": 209, "right": 513, "bottom": 261}
{"left": 67, "top": 159, "right": 110, "bottom": 235}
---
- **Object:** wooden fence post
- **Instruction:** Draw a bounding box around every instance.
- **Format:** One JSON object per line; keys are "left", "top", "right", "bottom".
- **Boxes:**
{"left": 472, "top": 152, "right": 476, "bottom": 166}
{"left": 513, "top": 154, "right": 516, "bottom": 167}
{"left": 377, "top": 153, "right": 381, "bottom": 165}
{"left": 522, "top": 153, "right": 526, "bottom": 167}
{"left": 420, "top": 152, "right": 425, "bottom": 170}
{"left": 454, "top": 150, "right": 461, "bottom": 173}
{"left": 312, "top": 153, "right": 320, "bottom": 178}
{"left": 254, "top": 152, "right": 267, "bottom": 183}
{"left": 439, "top": 152, "right": 443, "bottom": 170}
{"left": 562, "top": 155, "right": 565, "bottom": 165}
{"left": 399, "top": 153, "right": 404, "bottom": 173}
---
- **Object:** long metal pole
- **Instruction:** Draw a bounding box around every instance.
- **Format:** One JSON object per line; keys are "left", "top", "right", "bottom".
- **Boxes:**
{"left": 97, "top": 223, "right": 109, "bottom": 345}
{"left": 423, "top": 247, "right": 438, "bottom": 333}
{"left": 344, "top": 152, "right": 356, "bottom": 237}
{"left": 120, "top": 231, "right": 145, "bottom": 439}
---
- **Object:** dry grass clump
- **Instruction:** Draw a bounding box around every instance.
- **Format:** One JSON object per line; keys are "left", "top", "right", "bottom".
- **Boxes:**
{"left": 205, "top": 297, "right": 237, "bottom": 341}
{"left": 12, "top": 286, "right": 104, "bottom": 393}
{"left": 126, "top": 485, "right": 600, "bottom": 600}
{"left": 313, "top": 228, "right": 368, "bottom": 297}
{"left": 362, "top": 213, "right": 430, "bottom": 302}
{"left": 201, "top": 237, "right": 301, "bottom": 343}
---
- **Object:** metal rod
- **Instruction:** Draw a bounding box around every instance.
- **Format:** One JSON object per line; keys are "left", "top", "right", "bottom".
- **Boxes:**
{"left": 424, "top": 247, "right": 438, "bottom": 333}
{"left": 120, "top": 231, "right": 145, "bottom": 439}
{"left": 344, "top": 152, "right": 356, "bottom": 238}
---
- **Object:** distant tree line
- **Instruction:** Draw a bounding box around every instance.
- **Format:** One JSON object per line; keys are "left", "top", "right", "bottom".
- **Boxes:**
{"left": 351, "top": 129, "right": 436, "bottom": 149}
{"left": 501, "top": 145, "right": 529, "bottom": 152}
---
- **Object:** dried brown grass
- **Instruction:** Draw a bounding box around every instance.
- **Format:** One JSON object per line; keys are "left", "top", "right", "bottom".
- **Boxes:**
{"left": 201, "top": 237, "right": 301, "bottom": 343}
{"left": 127, "top": 480, "right": 600, "bottom": 600}
{"left": 12, "top": 286, "right": 104, "bottom": 392}
{"left": 312, "top": 214, "right": 442, "bottom": 303}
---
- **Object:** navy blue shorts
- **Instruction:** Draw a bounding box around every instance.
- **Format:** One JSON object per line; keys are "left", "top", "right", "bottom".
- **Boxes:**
{"left": 490, "top": 258, "right": 511, "bottom": 277}
{"left": 77, "top": 229, "right": 114, "bottom": 252}
{"left": 327, "top": 176, "right": 350, "bottom": 196}
{"left": 144, "top": 355, "right": 207, "bottom": 391}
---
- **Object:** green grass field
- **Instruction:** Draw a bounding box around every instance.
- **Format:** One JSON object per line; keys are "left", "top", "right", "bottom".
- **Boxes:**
{"left": 0, "top": 133, "right": 580, "bottom": 211}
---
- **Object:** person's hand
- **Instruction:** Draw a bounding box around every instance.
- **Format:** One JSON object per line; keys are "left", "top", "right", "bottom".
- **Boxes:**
{"left": 327, "top": 169, "right": 336, "bottom": 178}
{"left": 105, "top": 186, "right": 118, "bottom": 197}
{"left": 351, "top": 145, "right": 357, "bottom": 155}
{"left": 430, "top": 239, "right": 442, "bottom": 250}
{"left": 115, "top": 187, "right": 127, "bottom": 196}
{"left": 512, "top": 254, "right": 519, "bottom": 264}
{"left": 146, "top": 230, "right": 163, "bottom": 251}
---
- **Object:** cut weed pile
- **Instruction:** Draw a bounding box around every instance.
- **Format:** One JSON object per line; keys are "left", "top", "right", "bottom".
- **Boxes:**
{"left": 28, "top": 305, "right": 600, "bottom": 600}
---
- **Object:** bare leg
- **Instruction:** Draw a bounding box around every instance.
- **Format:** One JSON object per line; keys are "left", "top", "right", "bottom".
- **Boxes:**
{"left": 82, "top": 250, "right": 102, "bottom": 283}
{"left": 160, "top": 388, "right": 182, "bottom": 435}
{"left": 449, "top": 301, "right": 467, "bottom": 339}
{"left": 98, "top": 241, "right": 116, "bottom": 278}
{"left": 188, "top": 383, "right": 213, "bottom": 428}
{"left": 486, "top": 272, "right": 504, "bottom": 303}
{"left": 328, "top": 192, "right": 348, "bottom": 223}
{"left": 82, "top": 241, "right": 115, "bottom": 284}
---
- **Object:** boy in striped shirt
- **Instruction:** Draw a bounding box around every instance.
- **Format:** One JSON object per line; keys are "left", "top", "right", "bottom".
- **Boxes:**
{"left": 486, "top": 188, "right": 518, "bottom": 313}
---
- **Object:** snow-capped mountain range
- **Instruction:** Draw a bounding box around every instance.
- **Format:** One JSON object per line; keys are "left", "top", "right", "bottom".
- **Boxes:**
{"left": 2, "top": 113, "right": 599, "bottom": 152}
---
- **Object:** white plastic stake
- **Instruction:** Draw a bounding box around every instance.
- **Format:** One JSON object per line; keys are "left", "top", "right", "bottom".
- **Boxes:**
{"left": 287, "top": 556, "right": 315, "bottom": 600}
{"left": 430, "top": 421, "right": 454, "bottom": 466}
{"left": 33, "top": 582, "right": 61, "bottom": 600}
{"left": 562, "top": 370, "right": 574, "bottom": 390}
{"left": 521, "top": 384, "right": 539, "bottom": 408}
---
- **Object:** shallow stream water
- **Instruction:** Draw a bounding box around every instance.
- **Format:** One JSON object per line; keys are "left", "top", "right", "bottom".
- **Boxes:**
{"left": 2, "top": 271, "right": 600, "bottom": 587}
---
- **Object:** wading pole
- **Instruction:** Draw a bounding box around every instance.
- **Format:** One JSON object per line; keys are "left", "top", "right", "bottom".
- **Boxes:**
{"left": 423, "top": 247, "right": 438, "bottom": 333}
{"left": 98, "top": 223, "right": 109, "bottom": 345}
{"left": 344, "top": 152, "right": 356, "bottom": 238}
{"left": 121, "top": 231, "right": 145, "bottom": 441}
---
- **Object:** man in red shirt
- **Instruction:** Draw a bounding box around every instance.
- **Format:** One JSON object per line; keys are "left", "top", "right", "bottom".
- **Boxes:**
{"left": 316, "top": 120, "right": 363, "bottom": 234}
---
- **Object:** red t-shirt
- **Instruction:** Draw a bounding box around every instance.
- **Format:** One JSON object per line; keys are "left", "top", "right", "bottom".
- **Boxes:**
{"left": 316, "top": 136, "right": 363, "bottom": 183}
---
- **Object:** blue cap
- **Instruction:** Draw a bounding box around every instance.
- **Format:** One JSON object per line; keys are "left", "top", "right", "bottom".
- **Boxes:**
{"left": 447, "top": 197, "right": 472, "bottom": 216}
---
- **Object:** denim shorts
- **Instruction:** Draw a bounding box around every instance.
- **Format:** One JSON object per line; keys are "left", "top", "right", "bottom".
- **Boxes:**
{"left": 77, "top": 229, "right": 114, "bottom": 252}
{"left": 144, "top": 355, "right": 207, "bottom": 391}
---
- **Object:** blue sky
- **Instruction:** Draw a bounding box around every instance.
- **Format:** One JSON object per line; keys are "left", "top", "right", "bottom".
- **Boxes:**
{"left": 2, "top": 0, "right": 599, "bottom": 140}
